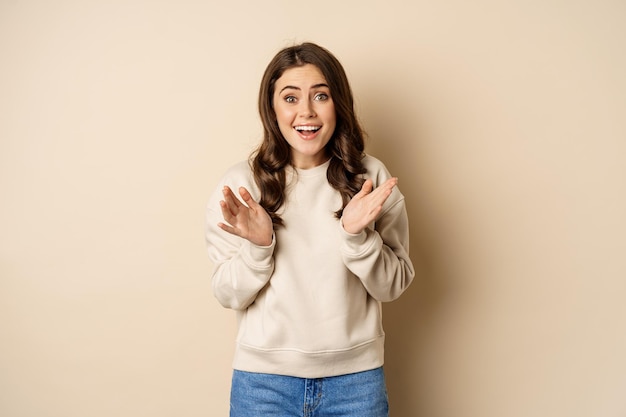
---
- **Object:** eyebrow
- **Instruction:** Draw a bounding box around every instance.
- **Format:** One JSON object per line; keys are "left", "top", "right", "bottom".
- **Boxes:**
{"left": 278, "top": 83, "right": 330, "bottom": 94}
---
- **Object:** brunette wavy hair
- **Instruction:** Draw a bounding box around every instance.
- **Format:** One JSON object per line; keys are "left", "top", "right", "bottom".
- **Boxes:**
{"left": 252, "top": 42, "right": 367, "bottom": 227}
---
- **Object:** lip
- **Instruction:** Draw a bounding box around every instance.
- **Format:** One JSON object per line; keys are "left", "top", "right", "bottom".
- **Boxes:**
{"left": 293, "top": 125, "right": 322, "bottom": 140}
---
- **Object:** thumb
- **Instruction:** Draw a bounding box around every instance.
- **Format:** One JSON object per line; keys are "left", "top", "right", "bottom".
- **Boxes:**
{"left": 238, "top": 186, "right": 251, "bottom": 200}
{"left": 359, "top": 179, "right": 374, "bottom": 195}
{"left": 239, "top": 187, "right": 258, "bottom": 207}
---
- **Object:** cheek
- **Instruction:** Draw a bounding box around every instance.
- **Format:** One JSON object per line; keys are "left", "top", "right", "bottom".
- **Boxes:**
{"left": 274, "top": 109, "right": 293, "bottom": 136}
{"left": 325, "top": 108, "right": 337, "bottom": 130}
{"left": 324, "top": 103, "right": 337, "bottom": 122}
{"left": 274, "top": 104, "right": 293, "bottom": 124}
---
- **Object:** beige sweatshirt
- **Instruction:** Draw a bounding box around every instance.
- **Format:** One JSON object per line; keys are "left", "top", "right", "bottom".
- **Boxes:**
{"left": 205, "top": 155, "right": 414, "bottom": 378}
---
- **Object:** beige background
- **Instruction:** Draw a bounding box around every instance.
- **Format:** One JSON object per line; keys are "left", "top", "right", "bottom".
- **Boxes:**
{"left": 1, "top": 1, "right": 625, "bottom": 416}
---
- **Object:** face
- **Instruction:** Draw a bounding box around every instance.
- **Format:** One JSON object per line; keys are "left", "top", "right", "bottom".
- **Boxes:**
{"left": 273, "top": 64, "right": 337, "bottom": 169}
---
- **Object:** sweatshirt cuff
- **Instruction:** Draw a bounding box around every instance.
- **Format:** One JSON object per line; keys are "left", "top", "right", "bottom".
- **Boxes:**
{"left": 241, "top": 233, "right": 275, "bottom": 267}
{"left": 339, "top": 218, "right": 373, "bottom": 253}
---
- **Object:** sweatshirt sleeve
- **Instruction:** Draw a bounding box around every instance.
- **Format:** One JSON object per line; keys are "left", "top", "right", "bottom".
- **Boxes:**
{"left": 204, "top": 167, "right": 275, "bottom": 311}
{"left": 339, "top": 162, "right": 415, "bottom": 302}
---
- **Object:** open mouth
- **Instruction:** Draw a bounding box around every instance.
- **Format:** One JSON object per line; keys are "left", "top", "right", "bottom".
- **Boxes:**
{"left": 294, "top": 125, "right": 321, "bottom": 137}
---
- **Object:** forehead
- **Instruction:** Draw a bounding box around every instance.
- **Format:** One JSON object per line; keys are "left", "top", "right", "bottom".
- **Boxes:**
{"left": 275, "top": 64, "right": 328, "bottom": 90}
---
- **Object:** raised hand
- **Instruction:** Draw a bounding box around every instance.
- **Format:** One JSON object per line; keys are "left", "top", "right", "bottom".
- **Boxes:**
{"left": 218, "top": 186, "right": 273, "bottom": 246}
{"left": 341, "top": 177, "right": 398, "bottom": 235}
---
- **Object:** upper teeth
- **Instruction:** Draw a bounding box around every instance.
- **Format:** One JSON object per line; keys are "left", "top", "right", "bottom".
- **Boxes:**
{"left": 295, "top": 126, "right": 320, "bottom": 131}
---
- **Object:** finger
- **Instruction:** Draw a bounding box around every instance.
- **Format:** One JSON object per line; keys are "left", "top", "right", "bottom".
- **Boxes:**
{"left": 367, "top": 178, "right": 397, "bottom": 206}
{"left": 222, "top": 186, "right": 242, "bottom": 213}
{"left": 374, "top": 177, "right": 398, "bottom": 196}
{"left": 379, "top": 177, "right": 398, "bottom": 191}
{"left": 238, "top": 187, "right": 257, "bottom": 208}
{"left": 219, "top": 200, "right": 237, "bottom": 225}
{"left": 358, "top": 179, "right": 374, "bottom": 196}
{"left": 225, "top": 186, "right": 244, "bottom": 207}
{"left": 370, "top": 187, "right": 393, "bottom": 208}
{"left": 217, "top": 221, "right": 239, "bottom": 237}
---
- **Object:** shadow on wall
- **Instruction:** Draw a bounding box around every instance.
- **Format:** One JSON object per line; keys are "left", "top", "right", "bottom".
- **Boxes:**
{"left": 359, "top": 77, "right": 454, "bottom": 415}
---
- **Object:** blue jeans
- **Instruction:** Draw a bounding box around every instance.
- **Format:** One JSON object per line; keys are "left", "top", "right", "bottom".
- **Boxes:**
{"left": 230, "top": 367, "right": 389, "bottom": 417}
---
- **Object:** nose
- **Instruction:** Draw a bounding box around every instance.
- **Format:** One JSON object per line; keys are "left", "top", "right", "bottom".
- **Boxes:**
{"left": 299, "top": 100, "right": 316, "bottom": 118}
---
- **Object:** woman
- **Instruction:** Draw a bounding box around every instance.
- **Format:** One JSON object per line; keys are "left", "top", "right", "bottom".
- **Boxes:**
{"left": 205, "top": 42, "right": 414, "bottom": 417}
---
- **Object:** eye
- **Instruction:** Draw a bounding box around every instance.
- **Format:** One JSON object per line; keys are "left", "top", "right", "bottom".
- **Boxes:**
{"left": 284, "top": 95, "right": 297, "bottom": 103}
{"left": 314, "top": 93, "right": 329, "bottom": 101}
